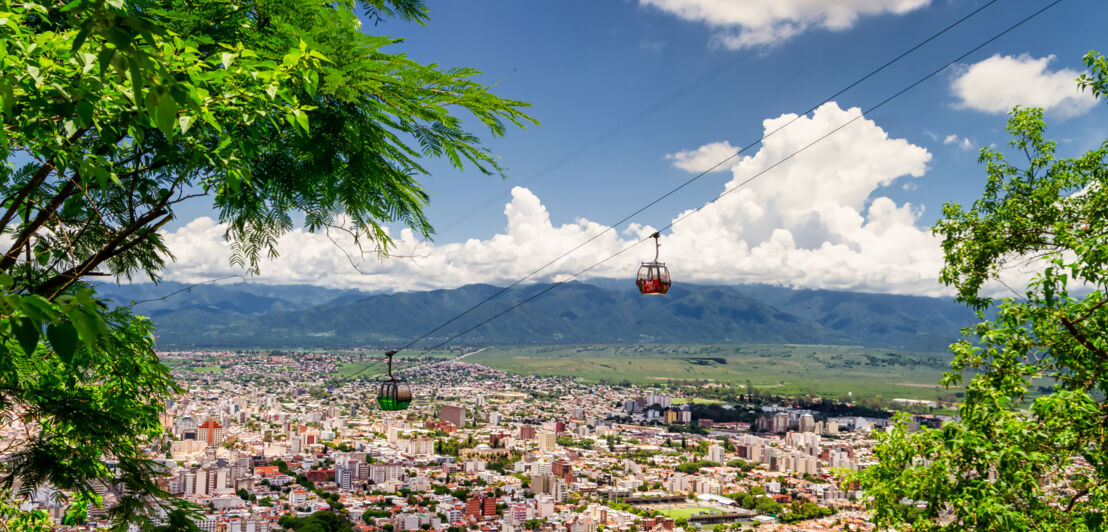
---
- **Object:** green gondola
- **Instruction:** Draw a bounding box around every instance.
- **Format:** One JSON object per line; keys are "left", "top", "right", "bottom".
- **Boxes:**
{"left": 377, "top": 350, "right": 412, "bottom": 411}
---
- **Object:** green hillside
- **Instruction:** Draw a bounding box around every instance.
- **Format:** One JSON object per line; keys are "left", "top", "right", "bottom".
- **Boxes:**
{"left": 106, "top": 281, "right": 976, "bottom": 350}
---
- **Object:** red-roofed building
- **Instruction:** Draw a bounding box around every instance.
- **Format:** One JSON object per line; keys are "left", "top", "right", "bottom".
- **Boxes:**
{"left": 254, "top": 466, "right": 280, "bottom": 476}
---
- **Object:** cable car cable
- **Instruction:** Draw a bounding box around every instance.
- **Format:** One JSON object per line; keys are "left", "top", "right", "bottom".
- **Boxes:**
{"left": 392, "top": 0, "right": 1063, "bottom": 366}
{"left": 433, "top": 0, "right": 999, "bottom": 241}
{"left": 431, "top": 0, "right": 853, "bottom": 240}
{"left": 352, "top": 0, "right": 1056, "bottom": 379}
{"left": 359, "top": 0, "right": 1005, "bottom": 363}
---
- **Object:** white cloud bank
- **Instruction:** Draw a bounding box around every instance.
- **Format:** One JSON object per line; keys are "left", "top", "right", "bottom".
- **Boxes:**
{"left": 158, "top": 102, "right": 961, "bottom": 296}
{"left": 951, "top": 54, "right": 1098, "bottom": 119}
{"left": 638, "top": 0, "right": 929, "bottom": 49}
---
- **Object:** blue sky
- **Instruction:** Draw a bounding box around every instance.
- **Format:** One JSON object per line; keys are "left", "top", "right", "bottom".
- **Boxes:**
{"left": 382, "top": 0, "right": 1105, "bottom": 237}
{"left": 162, "top": 0, "right": 1108, "bottom": 294}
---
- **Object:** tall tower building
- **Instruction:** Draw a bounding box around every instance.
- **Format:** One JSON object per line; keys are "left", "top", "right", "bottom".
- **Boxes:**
{"left": 198, "top": 420, "right": 224, "bottom": 447}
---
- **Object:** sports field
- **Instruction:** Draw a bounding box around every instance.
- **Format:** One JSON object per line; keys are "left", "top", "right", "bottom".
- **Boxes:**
{"left": 657, "top": 507, "right": 722, "bottom": 519}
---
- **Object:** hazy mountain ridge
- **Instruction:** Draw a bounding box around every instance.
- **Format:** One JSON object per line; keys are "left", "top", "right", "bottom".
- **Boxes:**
{"left": 96, "top": 281, "right": 976, "bottom": 350}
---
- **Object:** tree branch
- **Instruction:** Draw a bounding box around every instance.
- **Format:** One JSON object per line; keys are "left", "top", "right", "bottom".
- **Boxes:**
{"left": 0, "top": 178, "right": 79, "bottom": 271}
{"left": 36, "top": 210, "right": 173, "bottom": 298}
{"left": 1063, "top": 485, "right": 1089, "bottom": 513}
{"left": 0, "top": 128, "right": 88, "bottom": 232}
{"left": 1069, "top": 298, "right": 1108, "bottom": 326}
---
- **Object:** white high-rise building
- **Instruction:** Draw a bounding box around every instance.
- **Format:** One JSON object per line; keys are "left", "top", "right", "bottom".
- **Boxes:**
{"left": 183, "top": 471, "right": 196, "bottom": 495}
{"left": 370, "top": 463, "right": 403, "bottom": 484}
{"left": 667, "top": 474, "right": 690, "bottom": 493}
{"left": 336, "top": 465, "right": 353, "bottom": 491}
{"left": 531, "top": 461, "right": 551, "bottom": 476}
{"left": 707, "top": 444, "right": 725, "bottom": 464}
{"left": 772, "top": 413, "right": 789, "bottom": 433}
{"left": 798, "top": 414, "right": 816, "bottom": 433}
{"left": 538, "top": 432, "right": 557, "bottom": 451}
{"left": 194, "top": 469, "right": 208, "bottom": 495}
{"left": 406, "top": 437, "right": 434, "bottom": 457}
{"left": 551, "top": 478, "right": 567, "bottom": 503}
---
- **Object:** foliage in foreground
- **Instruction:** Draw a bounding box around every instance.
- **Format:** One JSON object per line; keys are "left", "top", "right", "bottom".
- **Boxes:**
{"left": 0, "top": 0, "right": 532, "bottom": 526}
{"left": 854, "top": 51, "right": 1108, "bottom": 530}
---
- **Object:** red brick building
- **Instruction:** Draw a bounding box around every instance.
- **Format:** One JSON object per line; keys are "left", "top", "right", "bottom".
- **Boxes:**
{"left": 306, "top": 469, "right": 335, "bottom": 483}
{"left": 519, "top": 425, "right": 536, "bottom": 440}
{"left": 465, "top": 495, "right": 496, "bottom": 519}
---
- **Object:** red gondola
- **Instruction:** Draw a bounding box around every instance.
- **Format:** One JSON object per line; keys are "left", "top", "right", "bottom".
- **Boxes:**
{"left": 636, "top": 232, "right": 671, "bottom": 295}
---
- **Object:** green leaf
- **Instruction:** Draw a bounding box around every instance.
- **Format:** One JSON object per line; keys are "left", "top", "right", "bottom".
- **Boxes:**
{"left": 154, "top": 91, "right": 177, "bottom": 137}
{"left": 80, "top": 52, "right": 97, "bottom": 75}
{"left": 130, "top": 61, "right": 145, "bottom": 105}
{"left": 76, "top": 100, "right": 94, "bottom": 127}
{"left": 94, "top": 166, "right": 110, "bottom": 190}
{"left": 178, "top": 114, "right": 194, "bottom": 135}
{"left": 70, "top": 23, "right": 92, "bottom": 52}
{"left": 0, "top": 80, "right": 14, "bottom": 116}
{"left": 22, "top": 295, "right": 56, "bottom": 318}
{"left": 18, "top": 298, "right": 46, "bottom": 322}
{"left": 47, "top": 321, "right": 79, "bottom": 364}
{"left": 26, "top": 65, "right": 42, "bottom": 84}
{"left": 97, "top": 47, "right": 115, "bottom": 75}
{"left": 293, "top": 109, "right": 309, "bottom": 133}
{"left": 70, "top": 311, "right": 100, "bottom": 347}
{"left": 13, "top": 317, "right": 40, "bottom": 356}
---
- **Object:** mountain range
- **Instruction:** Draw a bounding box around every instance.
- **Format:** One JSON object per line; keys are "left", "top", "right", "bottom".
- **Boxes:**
{"left": 93, "top": 280, "right": 976, "bottom": 351}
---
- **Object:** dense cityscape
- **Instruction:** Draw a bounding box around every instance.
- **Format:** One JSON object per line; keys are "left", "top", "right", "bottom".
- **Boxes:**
{"left": 3, "top": 0, "right": 1105, "bottom": 528}
{"left": 3, "top": 350, "right": 958, "bottom": 531}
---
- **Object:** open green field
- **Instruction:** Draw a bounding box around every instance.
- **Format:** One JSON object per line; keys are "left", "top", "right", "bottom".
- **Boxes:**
{"left": 466, "top": 344, "right": 960, "bottom": 400}
{"left": 337, "top": 360, "right": 385, "bottom": 378}
{"left": 336, "top": 350, "right": 457, "bottom": 378}
{"left": 190, "top": 365, "right": 224, "bottom": 374}
{"left": 658, "top": 507, "right": 722, "bottom": 519}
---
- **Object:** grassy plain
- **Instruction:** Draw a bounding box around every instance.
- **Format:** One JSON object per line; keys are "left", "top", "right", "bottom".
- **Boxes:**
{"left": 670, "top": 397, "right": 723, "bottom": 405}
{"left": 466, "top": 344, "right": 959, "bottom": 400}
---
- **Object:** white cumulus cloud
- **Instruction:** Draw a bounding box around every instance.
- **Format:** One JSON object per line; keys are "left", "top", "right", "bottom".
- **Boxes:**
{"left": 638, "top": 0, "right": 930, "bottom": 49}
{"left": 665, "top": 141, "right": 740, "bottom": 173}
{"left": 157, "top": 102, "right": 962, "bottom": 297}
{"left": 658, "top": 102, "right": 940, "bottom": 293}
{"left": 951, "top": 54, "right": 1098, "bottom": 119}
{"left": 943, "top": 134, "right": 973, "bottom": 150}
